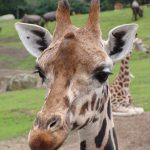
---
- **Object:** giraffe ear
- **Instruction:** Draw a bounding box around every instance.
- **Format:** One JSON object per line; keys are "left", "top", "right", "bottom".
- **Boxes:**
{"left": 104, "top": 24, "right": 138, "bottom": 62}
{"left": 15, "top": 23, "right": 53, "bottom": 58}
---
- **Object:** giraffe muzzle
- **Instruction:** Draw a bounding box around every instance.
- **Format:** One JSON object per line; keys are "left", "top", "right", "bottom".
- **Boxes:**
{"left": 28, "top": 129, "right": 55, "bottom": 150}
{"left": 28, "top": 114, "right": 69, "bottom": 150}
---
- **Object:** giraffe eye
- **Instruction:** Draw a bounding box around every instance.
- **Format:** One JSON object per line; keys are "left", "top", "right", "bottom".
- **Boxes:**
{"left": 94, "top": 71, "right": 112, "bottom": 83}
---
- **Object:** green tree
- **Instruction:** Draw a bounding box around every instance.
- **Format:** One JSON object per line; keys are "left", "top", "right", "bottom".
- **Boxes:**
{"left": 0, "top": 0, "right": 26, "bottom": 17}
{"left": 69, "top": 0, "right": 90, "bottom": 13}
{"left": 24, "top": 0, "right": 57, "bottom": 15}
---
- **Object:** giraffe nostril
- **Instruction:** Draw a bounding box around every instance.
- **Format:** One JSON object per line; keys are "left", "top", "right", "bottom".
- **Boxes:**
{"left": 49, "top": 119, "right": 57, "bottom": 128}
{"left": 47, "top": 116, "right": 61, "bottom": 129}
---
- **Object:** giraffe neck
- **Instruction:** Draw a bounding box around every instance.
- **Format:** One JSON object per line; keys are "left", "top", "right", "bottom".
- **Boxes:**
{"left": 110, "top": 53, "right": 132, "bottom": 111}
{"left": 76, "top": 86, "right": 118, "bottom": 150}
{"left": 117, "top": 52, "right": 131, "bottom": 88}
{"left": 93, "top": 95, "right": 118, "bottom": 150}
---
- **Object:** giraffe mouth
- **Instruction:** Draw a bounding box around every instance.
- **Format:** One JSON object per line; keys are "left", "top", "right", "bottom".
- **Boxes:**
{"left": 28, "top": 126, "right": 69, "bottom": 150}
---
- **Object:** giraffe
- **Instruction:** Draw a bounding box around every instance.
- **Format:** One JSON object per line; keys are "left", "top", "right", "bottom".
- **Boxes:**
{"left": 134, "top": 37, "right": 150, "bottom": 53}
{"left": 15, "top": 0, "right": 137, "bottom": 149}
{"left": 131, "top": 0, "right": 143, "bottom": 21}
{"left": 110, "top": 37, "right": 147, "bottom": 116}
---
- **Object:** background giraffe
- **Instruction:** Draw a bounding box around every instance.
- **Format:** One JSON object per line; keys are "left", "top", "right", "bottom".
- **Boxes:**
{"left": 110, "top": 37, "right": 148, "bottom": 116}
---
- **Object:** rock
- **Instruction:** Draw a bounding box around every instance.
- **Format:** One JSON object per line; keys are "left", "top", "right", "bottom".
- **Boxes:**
{"left": 6, "top": 74, "right": 37, "bottom": 91}
{"left": 0, "top": 76, "right": 12, "bottom": 92}
{"left": 0, "top": 14, "right": 15, "bottom": 21}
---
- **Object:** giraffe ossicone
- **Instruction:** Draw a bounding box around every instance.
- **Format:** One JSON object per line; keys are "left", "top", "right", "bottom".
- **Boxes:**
{"left": 15, "top": 0, "right": 138, "bottom": 149}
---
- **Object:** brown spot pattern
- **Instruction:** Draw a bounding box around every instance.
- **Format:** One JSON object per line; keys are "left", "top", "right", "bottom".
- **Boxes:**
{"left": 63, "top": 96, "right": 70, "bottom": 107}
{"left": 91, "top": 93, "right": 97, "bottom": 110}
{"left": 80, "top": 102, "right": 88, "bottom": 115}
{"left": 71, "top": 105, "right": 76, "bottom": 115}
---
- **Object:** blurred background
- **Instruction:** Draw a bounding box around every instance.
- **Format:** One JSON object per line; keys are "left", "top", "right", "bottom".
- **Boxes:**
{"left": 0, "top": 0, "right": 150, "bottom": 150}
{"left": 0, "top": 0, "right": 149, "bottom": 18}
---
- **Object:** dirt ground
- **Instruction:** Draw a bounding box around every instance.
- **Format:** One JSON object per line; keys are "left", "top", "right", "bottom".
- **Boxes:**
{"left": 0, "top": 112, "right": 150, "bottom": 150}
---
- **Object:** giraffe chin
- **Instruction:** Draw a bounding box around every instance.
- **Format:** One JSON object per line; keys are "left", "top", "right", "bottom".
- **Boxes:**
{"left": 28, "top": 129, "right": 67, "bottom": 150}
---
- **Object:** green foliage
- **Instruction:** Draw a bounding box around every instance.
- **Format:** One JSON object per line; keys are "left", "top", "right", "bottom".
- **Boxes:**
{"left": 35, "top": 0, "right": 57, "bottom": 15}
{"left": 101, "top": 0, "right": 115, "bottom": 11}
{"left": 0, "top": 0, "right": 150, "bottom": 18}
{"left": 24, "top": 0, "right": 57, "bottom": 15}
{"left": 0, "top": 0, "right": 26, "bottom": 17}
{"left": 0, "top": 0, "right": 89, "bottom": 17}
{"left": 69, "top": 0, "right": 90, "bottom": 14}
{"left": 0, "top": 0, "right": 128, "bottom": 18}
{"left": 23, "top": 0, "right": 90, "bottom": 15}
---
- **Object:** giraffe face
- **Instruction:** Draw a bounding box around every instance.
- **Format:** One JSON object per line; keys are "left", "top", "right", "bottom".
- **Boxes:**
{"left": 15, "top": 1, "right": 138, "bottom": 149}
{"left": 35, "top": 25, "right": 113, "bottom": 126}
{"left": 27, "top": 26, "right": 113, "bottom": 150}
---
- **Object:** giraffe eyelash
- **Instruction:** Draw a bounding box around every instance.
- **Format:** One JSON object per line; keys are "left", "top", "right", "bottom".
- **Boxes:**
{"left": 34, "top": 65, "right": 46, "bottom": 83}
{"left": 93, "top": 71, "right": 113, "bottom": 83}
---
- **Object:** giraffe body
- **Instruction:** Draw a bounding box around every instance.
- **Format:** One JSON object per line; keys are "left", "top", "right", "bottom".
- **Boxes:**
{"left": 110, "top": 38, "right": 147, "bottom": 116}
{"left": 131, "top": 0, "right": 143, "bottom": 21}
{"left": 15, "top": 0, "right": 138, "bottom": 149}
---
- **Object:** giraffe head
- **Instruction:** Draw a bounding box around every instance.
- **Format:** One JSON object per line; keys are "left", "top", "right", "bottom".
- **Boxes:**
{"left": 134, "top": 37, "right": 148, "bottom": 52}
{"left": 15, "top": 0, "right": 137, "bottom": 149}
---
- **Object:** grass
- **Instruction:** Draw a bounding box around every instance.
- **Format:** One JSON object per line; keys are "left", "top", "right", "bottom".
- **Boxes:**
{"left": 101, "top": 8, "right": 150, "bottom": 39}
{"left": 0, "top": 7, "right": 150, "bottom": 140}
{"left": 0, "top": 89, "right": 44, "bottom": 140}
{"left": 130, "top": 53, "right": 150, "bottom": 111}
{"left": 0, "top": 7, "right": 149, "bottom": 70}
{"left": 0, "top": 41, "right": 23, "bottom": 49}
{"left": 0, "top": 20, "right": 18, "bottom": 38}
